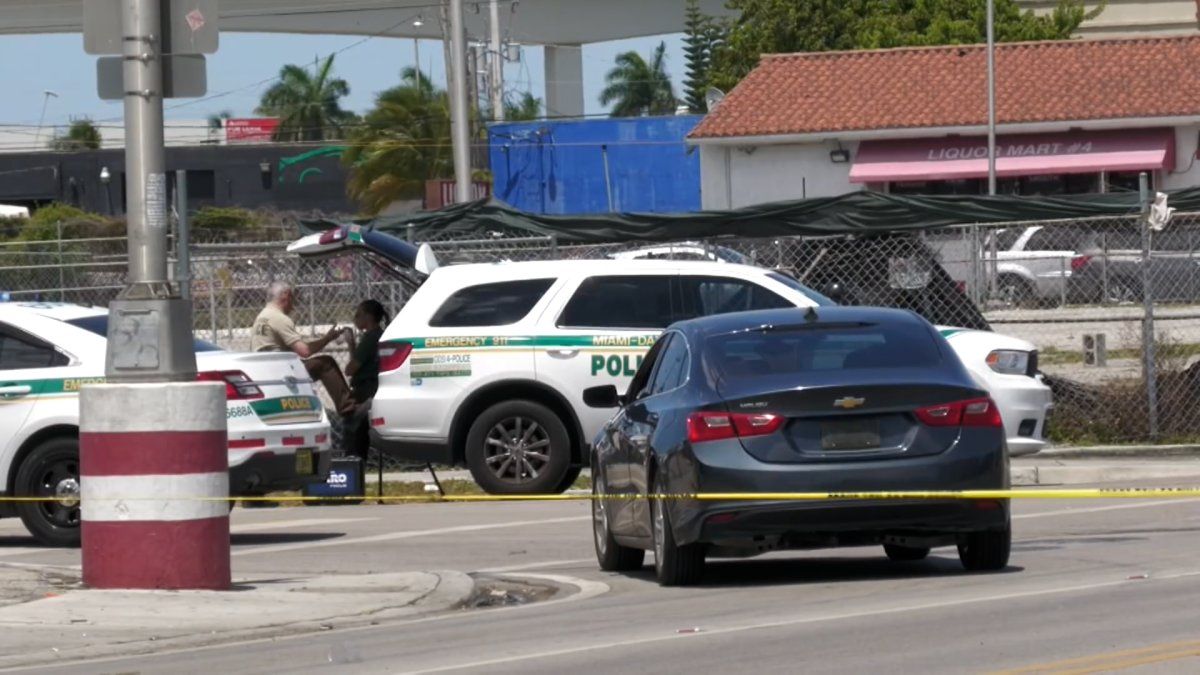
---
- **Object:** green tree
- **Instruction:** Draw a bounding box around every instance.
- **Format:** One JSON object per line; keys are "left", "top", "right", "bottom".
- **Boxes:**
{"left": 48, "top": 119, "right": 102, "bottom": 151}
{"left": 709, "top": 0, "right": 1103, "bottom": 91}
{"left": 682, "top": 0, "right": 725, "bottom": 113}
{"left": 257, "top": 55, "right": 355, "bottom": 142}
{"left": 342, "top": 67, "right": 454, "bottom": 215}
{"left": 504, "top": 92, "right": 542, "bottom": 121}
{"left": 599, "top": 42, "right": 678, "bottom": 117}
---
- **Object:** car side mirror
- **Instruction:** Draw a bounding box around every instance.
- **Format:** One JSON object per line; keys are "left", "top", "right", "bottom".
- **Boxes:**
{"left": 583, "top": 384, "right": 622, "bottom": 409}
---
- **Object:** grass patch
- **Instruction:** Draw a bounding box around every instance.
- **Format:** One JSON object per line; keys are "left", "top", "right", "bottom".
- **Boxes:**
{"left": 1040, "top": 343, "right": 1200, "bottom": 366}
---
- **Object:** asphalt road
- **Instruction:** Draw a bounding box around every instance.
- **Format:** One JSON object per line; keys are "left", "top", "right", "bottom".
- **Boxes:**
{"left": 3, "top": 485, "right": 1200, "bottom": 674}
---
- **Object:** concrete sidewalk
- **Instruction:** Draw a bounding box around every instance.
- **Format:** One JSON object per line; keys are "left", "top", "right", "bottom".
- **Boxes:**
{"left": 0, "top": 568, "right": 475, "bottom": 670}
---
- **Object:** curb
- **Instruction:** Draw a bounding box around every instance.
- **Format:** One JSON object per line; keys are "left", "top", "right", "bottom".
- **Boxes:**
{"left": 1038, "top": 444, "right": 1200, "bottom": 459}
{"left": 0, "top": 570, "right": 477, "bottom": 670}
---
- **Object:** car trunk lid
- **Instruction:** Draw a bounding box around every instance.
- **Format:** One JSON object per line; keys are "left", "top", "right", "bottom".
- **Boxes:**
{"left": 196, "top": 351, "right": 323, "bottom": 425}
{"left": 717, "top": 369, "right": 984, "bottom": 463}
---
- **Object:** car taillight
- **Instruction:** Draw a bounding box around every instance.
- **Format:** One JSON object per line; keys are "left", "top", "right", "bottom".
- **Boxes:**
{"left": 687, "top": 411, "right": 784, "bottom": 444}
{"left": 914, "top": 397, "right": 1002, "bottom": 428}
{"left": 318, "top": 227, "right": 347, "bottom": 245}
{"left": 197, "top": 370, "right": 263, "bottom": 400}
{"left": 1070, "top": 255, "right": 1092, "bottom": 272}
{"left": 379, "top": 342, "right": 414, "bottom": 373}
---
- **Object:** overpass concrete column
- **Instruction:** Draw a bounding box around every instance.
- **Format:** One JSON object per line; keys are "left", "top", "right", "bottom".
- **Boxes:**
{"left": 544, "top": 45, "right": 584, "bottom": 119}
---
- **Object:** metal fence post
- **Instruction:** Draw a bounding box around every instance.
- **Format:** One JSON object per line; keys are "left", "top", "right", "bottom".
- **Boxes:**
{"left": 56, "top": 220, "right": 64, "bottom": 302}
{"left": 175, "top": 170, "right": 191, "bottom": 300}
{"left": 1139, "top": 172, "right": 1159, "bottom": 440}
{"left": 1059, "top": 256, "right": 1067, "bottom": 307}
{"left": 208, "top": 266, "right": 218, "bottom": 343}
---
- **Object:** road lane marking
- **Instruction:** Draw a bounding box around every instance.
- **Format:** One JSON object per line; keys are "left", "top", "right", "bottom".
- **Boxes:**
{"left": 230, "top": 517, "right": 378, "bottom": 534}
{"left": 991, "top": 638, "right": 1200, "bottom": 674}
{"left": 230, "top": 516, "right": 591, "bottom": 557}
{"left": 476, "top": 558, "right": 596, "bottom": 574}
{"left": 1015, "top": 498, "right": 1200, "bottom": 520}
{"left": 399, "top": 569, "right": 1200, "bottom": 674}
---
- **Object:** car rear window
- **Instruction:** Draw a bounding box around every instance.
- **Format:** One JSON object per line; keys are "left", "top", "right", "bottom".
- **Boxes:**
{"left": 65, "top": 315, "right": 223, "bottom": 352}
{"left": 704, "top": 321, "right": 942, "bottom": 381}
{"left": 429, "top": 278, "right": 555, "bottom": 328}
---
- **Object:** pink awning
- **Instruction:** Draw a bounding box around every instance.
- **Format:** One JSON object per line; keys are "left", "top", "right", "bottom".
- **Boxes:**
{"left": 849, "top": 128, "right": 1175, "bottom": 184}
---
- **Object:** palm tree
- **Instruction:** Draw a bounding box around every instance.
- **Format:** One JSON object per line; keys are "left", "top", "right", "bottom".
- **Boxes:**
{"left": 48, "top": 119, "right": 102, "bottom": 151}
{"left": 503, "top": 92, "right": 542, "bottom": 121}
{"left": 599, "top": 42, "right": 677, "bottom": 117}
{"left": 343, "top": 67, "right": 453, "bottom": 215}
{"left": 257, "top": 55, "right": 355, "bottom": 142}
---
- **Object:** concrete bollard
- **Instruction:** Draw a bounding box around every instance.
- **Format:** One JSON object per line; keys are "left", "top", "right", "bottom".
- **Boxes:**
{"left": 80, "top": 382, "right": 231, "bottom": 590}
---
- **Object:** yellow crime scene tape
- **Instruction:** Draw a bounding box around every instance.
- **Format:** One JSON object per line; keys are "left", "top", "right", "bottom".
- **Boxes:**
{"left": 5, "top": 487, "right": 1200, "bottom": 504}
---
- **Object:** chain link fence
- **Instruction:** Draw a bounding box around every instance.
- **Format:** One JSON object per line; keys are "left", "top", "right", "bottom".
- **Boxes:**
{"left": 3, "top": 212, "right": 1198, "bottom": 448}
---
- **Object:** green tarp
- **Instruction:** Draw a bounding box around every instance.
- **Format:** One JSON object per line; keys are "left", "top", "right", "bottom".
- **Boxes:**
{"left": 302, "top": 187, "right": 1200, "bottom": 244}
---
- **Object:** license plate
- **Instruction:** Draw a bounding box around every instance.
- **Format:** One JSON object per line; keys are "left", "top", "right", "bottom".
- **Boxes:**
{"left": 295, "top": 448, "right": 314, "bottom": 475}
{"left": 820, "top": 420, "right": 881, "bottom": 450}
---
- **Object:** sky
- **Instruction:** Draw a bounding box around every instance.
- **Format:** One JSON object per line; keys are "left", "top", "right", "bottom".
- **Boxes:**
{"left": 0, "top": 30, "right": 687, "bottom": 139}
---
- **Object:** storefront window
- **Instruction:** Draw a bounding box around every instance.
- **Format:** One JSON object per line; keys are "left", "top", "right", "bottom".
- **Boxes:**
{"left": 888, "top": 172, "right": 1105, "bottom": 196}
{"left": 1105, "top": 171, "right": 1154, "bottom": 193}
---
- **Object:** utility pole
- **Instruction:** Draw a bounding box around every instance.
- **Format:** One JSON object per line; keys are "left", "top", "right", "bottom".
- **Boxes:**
{"left": 986, "top": 0, "right": 997, "bottom": 195}
{"left": 489, "top": 0, "right": 505, "bottom": 121}
{"left": 35, "top": 90, "right": 58, "bottom": 145}
{"left": 105, "top": 0, "right": 196, "bottom": 380}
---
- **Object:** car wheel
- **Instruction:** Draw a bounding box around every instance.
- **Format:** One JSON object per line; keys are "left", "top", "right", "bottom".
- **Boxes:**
{"left": 15, "top": 437, "right": 82, "bottom": 548}
{"left": 883, "top": 544, "right": 931, "bottom": 561}
{"left": 592, "top": 466, "right": 645, "bottom": 572}
{"left": 465, "top": 400, "right": 571, "bottom": 495}
{"left": 996, "top": 275, "right": 1037, "bottom": 308}
{"left": 958, "top": 527, "right": 1011, "bottom": 571}
{"left": 651, "top": 476, "right": 705, "bottom": 586}
{"left": 1104, "top": 278, "right": 1142, "bottom": 305}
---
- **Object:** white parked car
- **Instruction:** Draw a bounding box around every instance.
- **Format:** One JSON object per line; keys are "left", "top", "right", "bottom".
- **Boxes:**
{"left": 0, "top": 302, "right": 332, "bottom": 546}
{"left": 290, "top": 226, "right": 1052, "bottom": 495}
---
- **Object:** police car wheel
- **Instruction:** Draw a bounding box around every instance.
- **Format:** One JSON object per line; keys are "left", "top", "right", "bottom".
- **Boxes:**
{"left": 465, "top": 400, "right": 571, "bottom": 495}
{"left": 15, "top": 438, "right": 82, "bottom": 548}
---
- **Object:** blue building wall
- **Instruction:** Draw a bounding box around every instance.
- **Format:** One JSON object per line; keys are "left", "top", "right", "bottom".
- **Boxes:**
{"left": 488, "top": 115, "right": 702, "bottom": 214}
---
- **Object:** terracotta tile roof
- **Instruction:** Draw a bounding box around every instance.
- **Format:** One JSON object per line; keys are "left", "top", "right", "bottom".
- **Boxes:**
{"left": 689, "top": 36, "right": 1200, "bottom": 140}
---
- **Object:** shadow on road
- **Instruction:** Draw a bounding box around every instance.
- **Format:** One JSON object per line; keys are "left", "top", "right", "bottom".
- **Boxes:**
{"left": 620, "top": 553, "right": 1025, "bottom": 588}
{"left": 231, "top": 532, "right": 345, "bottom": 546}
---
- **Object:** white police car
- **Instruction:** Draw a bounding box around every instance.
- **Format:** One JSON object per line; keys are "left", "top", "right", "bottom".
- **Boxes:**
{"left": 290, "top": 226, "right": 1052, "bottom": 495}
{"left": 0, "top": 302, "right": 332, "bottom": 546}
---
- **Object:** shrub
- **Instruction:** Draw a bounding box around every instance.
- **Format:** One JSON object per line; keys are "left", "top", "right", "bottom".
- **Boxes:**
{"left": 191, "top": 206, "right": 260, "bottom": 231}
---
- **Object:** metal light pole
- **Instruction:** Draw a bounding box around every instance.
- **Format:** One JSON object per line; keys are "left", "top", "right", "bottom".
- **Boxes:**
{"left": 124, "top": 0, "right": 168, "bottom": 288}
{"left": 105, "top": 0, "right": 196, "bottom": 381}
{"left": 448, "top": 0, "right": 473, "bottom": 203}
{"left": 986, "top": 0, "right": 997, "bottom": 195}
{"left": 489, "top": 0, "right": 505, "bottom": 121}
{"left": 35, "top": 90, "right": 58, "bottom": 145}
{"left": 412, "top": 15, "right": 423, "bottom": 94}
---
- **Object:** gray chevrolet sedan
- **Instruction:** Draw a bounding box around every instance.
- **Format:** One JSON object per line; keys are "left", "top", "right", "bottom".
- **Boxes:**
{"left": 585, "top": 306, "right": 1010, "bottom": 586}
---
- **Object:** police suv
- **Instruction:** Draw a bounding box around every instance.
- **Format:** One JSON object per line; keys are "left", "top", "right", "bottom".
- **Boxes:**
{"left": 290, "top": 226, "right": 1052, "bottom": 495}
{"left": 0, "top": 302, "right": 332, "bottom": 545}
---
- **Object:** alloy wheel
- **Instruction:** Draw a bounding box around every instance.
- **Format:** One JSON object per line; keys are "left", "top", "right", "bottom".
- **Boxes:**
{"left": 483, "top": 415, "right": 552, "bottom": 484}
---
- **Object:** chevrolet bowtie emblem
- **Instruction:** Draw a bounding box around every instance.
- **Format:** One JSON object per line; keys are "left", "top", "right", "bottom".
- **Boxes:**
{"left": 834, "top": 396, "right": 866, "bottom": 410}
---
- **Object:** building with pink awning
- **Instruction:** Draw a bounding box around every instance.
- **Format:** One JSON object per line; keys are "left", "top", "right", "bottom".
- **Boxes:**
{"left": 687, "top": 36, "right": 1200, "bottom": 209}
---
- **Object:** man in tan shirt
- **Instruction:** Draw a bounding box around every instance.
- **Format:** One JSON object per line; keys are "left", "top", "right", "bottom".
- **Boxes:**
{"left": 253, "top": 281, "right": 353, "bottom": 413}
